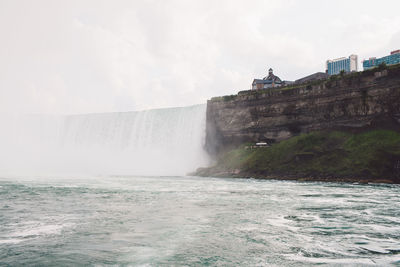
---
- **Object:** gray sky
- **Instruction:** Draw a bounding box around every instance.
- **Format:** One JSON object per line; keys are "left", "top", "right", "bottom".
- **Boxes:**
{"left": 0, "top": 0, "right": 399, "bottom": 114}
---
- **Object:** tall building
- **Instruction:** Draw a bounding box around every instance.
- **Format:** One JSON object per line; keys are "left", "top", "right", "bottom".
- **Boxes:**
{"left": 326, "top": 55, "right": 358, "bottom": 75}
{"left": 363, "top": 50, "right": 400, "bottom": 70}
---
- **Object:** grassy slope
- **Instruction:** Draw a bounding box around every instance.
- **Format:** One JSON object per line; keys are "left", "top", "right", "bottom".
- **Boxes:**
{"left": 201, "top": 130, "right": 400, "bottom": 182}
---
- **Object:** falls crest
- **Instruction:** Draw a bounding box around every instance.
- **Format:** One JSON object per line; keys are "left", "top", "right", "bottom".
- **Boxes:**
{"left": 0, "top": 104, "right": 209, "bottom": 176}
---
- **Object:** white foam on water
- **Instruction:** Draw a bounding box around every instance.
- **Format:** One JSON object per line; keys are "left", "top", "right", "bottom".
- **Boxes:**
{"left": 266, "top": 215, "right": 300, "bottom": 233}
{"left": 1, "top": 222, "right": 75, "bottom": 245}
{"left": 5, "top": 220, "right": 75, "bottom": 239}
{"left": 287, "top": 255, "right": 377, "bottom": 265}
{"left": 10, "top": 224, "right": 64, "bottom": 237}
{"left": 0, "top": 238, "right": 26, "bottom": 244}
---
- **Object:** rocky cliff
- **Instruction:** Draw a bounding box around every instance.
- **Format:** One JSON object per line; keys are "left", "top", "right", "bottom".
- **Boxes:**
{"left": 205, "top": 65, "right": 400, "bottom": 155}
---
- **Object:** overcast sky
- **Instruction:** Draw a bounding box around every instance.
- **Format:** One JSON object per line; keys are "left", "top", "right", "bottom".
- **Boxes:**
{"left": 0, "top": 0, "right": 399, "bottom": 114}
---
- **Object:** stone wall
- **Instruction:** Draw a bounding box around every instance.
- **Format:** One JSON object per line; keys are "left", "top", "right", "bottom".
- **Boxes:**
{"left": 205, "top": 66, "right": 400, "bottom": 155}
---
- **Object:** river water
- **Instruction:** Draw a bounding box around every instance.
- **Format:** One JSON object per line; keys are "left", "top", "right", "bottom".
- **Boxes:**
{"left": 1, "top": 175, "right": 399, "bottom": 266}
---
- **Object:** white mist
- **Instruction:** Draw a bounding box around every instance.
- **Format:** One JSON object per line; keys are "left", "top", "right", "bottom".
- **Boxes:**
{"left": 0, "top": 104, "right": 209, "bottom": 176}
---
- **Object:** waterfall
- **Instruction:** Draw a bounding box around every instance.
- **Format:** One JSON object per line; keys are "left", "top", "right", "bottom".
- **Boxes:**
{"left": 0, "top": 104, "right": 209, "bottom": 176}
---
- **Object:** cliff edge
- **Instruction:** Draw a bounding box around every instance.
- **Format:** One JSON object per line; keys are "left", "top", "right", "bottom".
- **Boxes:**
{"left": 196, "top": 64, "right": 400, "bottom": 183}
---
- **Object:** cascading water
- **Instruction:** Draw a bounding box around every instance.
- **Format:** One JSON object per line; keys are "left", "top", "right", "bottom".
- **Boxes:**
{"left": 0, "top": 104, "right": 209, "bottom": 176}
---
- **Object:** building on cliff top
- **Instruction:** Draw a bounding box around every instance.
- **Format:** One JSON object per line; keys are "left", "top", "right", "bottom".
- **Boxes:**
{"left": 252, "top": 68, "right": 283, "bottom": 90}
{"left": 363, "top": 49, "right": 400, "bottom": 70}
{"left": 326, "top": 55, "right": 358, "bottom": 75}
{"left": 295, "top": 72, "right": 329, "bottom": 84}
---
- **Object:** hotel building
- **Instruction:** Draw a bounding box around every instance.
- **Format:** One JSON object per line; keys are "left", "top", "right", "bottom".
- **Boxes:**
{"left": 326, "top": 55, "right": 358, "bottom": 75}
{"left": 363, "top": 50, "right": 400, "bottom": 70}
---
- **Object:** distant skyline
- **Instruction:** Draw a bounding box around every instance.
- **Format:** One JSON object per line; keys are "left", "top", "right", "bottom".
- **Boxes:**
{"left": 0, "top": 0, "right": 399, "bottom": 114}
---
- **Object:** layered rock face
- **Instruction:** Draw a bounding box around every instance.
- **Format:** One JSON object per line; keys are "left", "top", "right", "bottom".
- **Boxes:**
{"left": 206, "top": 66, "right": 400, "bottom": 155}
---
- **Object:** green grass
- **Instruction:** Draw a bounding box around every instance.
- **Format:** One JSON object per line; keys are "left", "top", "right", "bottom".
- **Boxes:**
{"left": 211, "top": 130, "right": 400, "bottom": 180}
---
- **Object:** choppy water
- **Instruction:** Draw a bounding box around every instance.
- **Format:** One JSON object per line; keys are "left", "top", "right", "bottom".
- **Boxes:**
{"left": 1, "top": 175, "right": 400, "bottom": 266}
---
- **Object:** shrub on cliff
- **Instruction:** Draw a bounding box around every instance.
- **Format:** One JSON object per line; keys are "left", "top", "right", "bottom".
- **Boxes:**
{"left": 206, "top": 130, "right": 400, "bottom": 182}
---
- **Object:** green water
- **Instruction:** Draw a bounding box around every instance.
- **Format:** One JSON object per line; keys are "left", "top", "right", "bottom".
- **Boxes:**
{"left": 1, "top": 175, "right": 399, "bottom": 266}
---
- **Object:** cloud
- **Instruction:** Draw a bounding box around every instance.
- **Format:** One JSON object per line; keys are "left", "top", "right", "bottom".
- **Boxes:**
{"left": 0, "top": 0, "right": 399, "bottom": 114}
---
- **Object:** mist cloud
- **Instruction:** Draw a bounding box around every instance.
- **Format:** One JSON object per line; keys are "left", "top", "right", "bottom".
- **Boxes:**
{"left": 0, "top": 0, "right": 399, "bottom": 114}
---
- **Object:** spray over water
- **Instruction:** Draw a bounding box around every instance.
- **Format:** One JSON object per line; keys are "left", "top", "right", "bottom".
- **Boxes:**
{"left": 0, "top": 104, "right": 209, "bottom": 176}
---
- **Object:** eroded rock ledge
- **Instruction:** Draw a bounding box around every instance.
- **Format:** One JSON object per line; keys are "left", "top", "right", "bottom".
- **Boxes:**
{"left": 197, "top": 65, "right": 400, "bottom": 183}
{"left": 205, "top": 65, "right": 400, "bottom": 155}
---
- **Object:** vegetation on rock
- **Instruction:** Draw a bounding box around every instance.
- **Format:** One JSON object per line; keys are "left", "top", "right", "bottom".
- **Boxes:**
{"left": 195, "top": 130, "right": 400, "bottom": 183}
